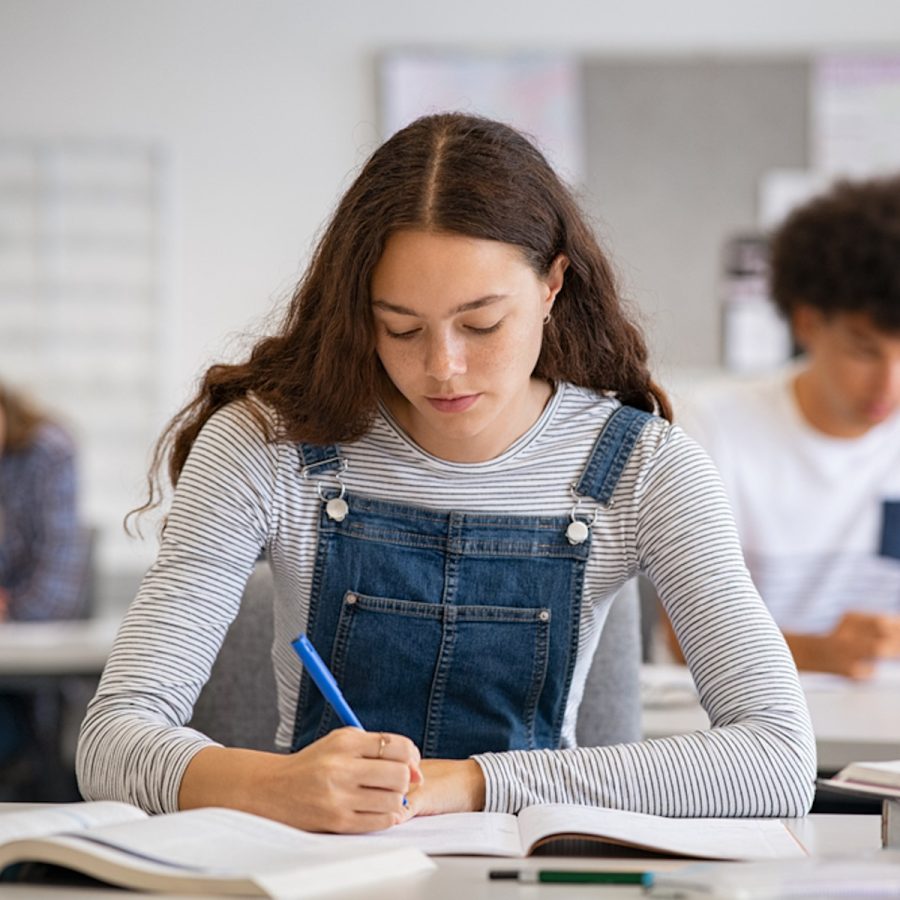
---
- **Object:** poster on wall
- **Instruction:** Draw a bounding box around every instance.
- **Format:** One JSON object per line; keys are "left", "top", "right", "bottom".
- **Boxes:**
{"left": 813, "top": 55, "right": 900, "bottom": 176}
{"left": 379, "top": 54, "right": 584, "bottom": 184}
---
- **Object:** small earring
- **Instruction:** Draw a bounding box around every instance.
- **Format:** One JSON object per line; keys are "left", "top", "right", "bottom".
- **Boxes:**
{"left": 543, "top": 312, "right": 552, "bottom": 325}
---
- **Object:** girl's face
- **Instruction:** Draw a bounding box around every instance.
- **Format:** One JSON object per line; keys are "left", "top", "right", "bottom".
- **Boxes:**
{"left": 371, "top": 229, "right": 566, "bottom": 463}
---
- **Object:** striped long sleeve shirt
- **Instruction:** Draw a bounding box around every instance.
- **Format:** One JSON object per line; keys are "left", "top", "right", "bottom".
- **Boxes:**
{"left": 77, "top": 383, "right": 816, "bottom": 817}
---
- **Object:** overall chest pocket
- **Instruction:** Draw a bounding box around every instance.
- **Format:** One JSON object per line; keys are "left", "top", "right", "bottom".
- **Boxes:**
{"left": 322, "top": 591, "right": 552, "bottom": 758}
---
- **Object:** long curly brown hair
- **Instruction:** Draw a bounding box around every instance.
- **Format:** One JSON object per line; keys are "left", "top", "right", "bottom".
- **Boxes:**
{"left": 135, "top": 113, "right": 670, "bottom": 522}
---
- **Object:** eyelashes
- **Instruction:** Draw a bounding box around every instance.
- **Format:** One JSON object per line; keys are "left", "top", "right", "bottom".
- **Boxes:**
{"left": 384, "top": 328, "right": 420, "bottom": 340}
{"left": 466, "top": 321, "right": 503, "bottom": 335}
{"left": 384, "top": 321, "right": 504, "bottom": 340}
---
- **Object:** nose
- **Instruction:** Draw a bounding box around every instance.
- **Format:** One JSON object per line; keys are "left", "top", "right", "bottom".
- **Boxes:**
{"left": 424, "top": 329, "right": 466, "bottom": 383}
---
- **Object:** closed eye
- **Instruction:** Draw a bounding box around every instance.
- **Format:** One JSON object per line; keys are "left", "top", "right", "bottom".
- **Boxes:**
{"left": 465, "top": 320, "right": 503, "bottom": 335}
{"left": 384, "top": 326, "right": 422, "bottom": 340}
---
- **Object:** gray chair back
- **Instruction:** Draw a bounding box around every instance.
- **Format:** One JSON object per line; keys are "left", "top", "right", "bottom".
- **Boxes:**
{"left": 189, "top": 565, "right": 642, "bottom": 751}
{"left": 189, "top": 563, "right": 279, "bottom": 751}
{"left": 575, "top": 580, "right": 642, "bottom": 746}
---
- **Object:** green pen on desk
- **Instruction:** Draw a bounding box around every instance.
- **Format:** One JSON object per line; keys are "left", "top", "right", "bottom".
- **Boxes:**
{"left": 489, "top": 869, "right": 650, "bottom": 885}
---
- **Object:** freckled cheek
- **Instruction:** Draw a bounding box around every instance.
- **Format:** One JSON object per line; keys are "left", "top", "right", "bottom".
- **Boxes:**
{"left": 375, "top": 342, "right": 417, "bottom": 388}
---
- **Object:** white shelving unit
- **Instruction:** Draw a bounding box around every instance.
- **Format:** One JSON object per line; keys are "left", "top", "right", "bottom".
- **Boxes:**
{"left": 0, "top": 139, "right": 174, "bottom": 574}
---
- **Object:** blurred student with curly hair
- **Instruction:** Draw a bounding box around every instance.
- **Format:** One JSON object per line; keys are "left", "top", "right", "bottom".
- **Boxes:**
{"left": 684, "top": 176, "right": 900, "bottom": 679}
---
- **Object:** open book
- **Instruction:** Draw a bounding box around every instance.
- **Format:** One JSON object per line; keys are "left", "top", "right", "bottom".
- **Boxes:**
{"left": 0, "top": 802, "right": 433, "bottom": 898}
{"left": 358, "top": 804, "right": 807, "bottom": 861}
{"left": 819, "top": 759, "right": 900, "bottom": 799}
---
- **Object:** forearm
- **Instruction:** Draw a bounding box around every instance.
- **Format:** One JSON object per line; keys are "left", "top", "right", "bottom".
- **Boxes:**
{"left": 408, "top": 758, "right": 486, "bottom": 816}
{"left": 475, "top": 716, "right": 816, "bottom": 817}
{"left": 179, "top": 745, "right": 287, "bottom": 815}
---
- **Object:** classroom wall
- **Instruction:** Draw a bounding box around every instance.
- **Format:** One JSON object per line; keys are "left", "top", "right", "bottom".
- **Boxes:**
{"left": 2, "top": 0, "right": 900, "bottom": 581}
{"left": 583, "top": 58, "right": 808, "bottom": 369}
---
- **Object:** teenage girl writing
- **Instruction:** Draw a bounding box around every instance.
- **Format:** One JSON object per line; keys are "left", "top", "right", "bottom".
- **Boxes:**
{"left": 77, "top": 113, "right": 815, "bottom": 832}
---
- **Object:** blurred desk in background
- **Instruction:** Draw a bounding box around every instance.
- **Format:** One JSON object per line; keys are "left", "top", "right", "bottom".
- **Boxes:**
{"left": 0, "top": 618, "right": 119, "bottom": 678}
{"left": 0, "top": 617, "right": 119, "bottom": 802}
{"left": 641, "top": 663, "right": 900, "bottom": 772}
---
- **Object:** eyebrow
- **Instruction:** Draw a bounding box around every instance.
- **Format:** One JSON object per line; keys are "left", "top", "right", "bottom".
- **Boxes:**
{"left": 371, "top": 295, "right": 507, "bottom": 317}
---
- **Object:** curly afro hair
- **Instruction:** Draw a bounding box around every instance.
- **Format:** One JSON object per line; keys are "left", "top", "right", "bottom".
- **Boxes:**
{"left": 770, "top": 174, "right": 900, "bottom": 333}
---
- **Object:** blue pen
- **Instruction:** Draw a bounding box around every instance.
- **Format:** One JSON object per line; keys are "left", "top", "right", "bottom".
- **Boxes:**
{"left": 291, "top": 633, "right": 364, "bottom": 728}
{"left": 292, "top": 633, "right": 408, "bottom": 807}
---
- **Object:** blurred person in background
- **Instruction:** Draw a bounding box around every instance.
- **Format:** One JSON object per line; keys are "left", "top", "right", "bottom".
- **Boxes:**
{"left": 0, "top": 380, "right": 87, "bottom": 792}
{"left": 680, "top": 176, "right": 900, "bottom": 680}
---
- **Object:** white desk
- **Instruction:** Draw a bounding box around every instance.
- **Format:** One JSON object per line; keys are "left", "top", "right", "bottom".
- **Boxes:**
{"left": 0, "top": 618, "right": 119, "bottom": 677}
{"left": 642, "top": 663, "right": 900, "bottom": 771}
{"left": 0, "top": 811, "right": 883, "bottom": 900}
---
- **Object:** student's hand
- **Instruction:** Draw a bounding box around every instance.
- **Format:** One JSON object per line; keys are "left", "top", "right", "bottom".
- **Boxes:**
{"left": 403, "top": 758, "right": 485, "bottom": 818}
{"left": 180, "top": 728, "right": 423, "bottom": 834}
{"left": 788, "top": 612, "right": 900, "bottom": 679}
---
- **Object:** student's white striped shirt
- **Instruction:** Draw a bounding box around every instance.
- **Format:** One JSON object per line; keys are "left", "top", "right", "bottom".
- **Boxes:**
{"left": 76, "top": 383, "right": 816, "bottom": 817}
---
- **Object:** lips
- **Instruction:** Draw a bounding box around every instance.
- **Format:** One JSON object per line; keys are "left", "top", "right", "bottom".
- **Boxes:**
{"left": 426, "top": 394, "right": 480, "bottom": 413}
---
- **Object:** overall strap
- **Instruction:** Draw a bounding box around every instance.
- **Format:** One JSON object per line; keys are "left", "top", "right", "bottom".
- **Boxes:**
{"left": 297, "top": 443, "right": 344, "bottom": 477}
{"left": 574, "top": 405, "right": 654, "bottom": 505}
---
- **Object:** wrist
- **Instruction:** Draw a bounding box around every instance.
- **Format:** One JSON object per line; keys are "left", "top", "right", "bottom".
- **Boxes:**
{"left": 179, "top": 746, "right": 274, "bottom": 814}
{"left": 464, "top": 758, "right": 486, "bottom": 811}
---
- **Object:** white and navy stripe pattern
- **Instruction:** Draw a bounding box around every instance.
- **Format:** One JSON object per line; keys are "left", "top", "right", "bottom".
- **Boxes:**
{"left": 76, "top": 383, "right": 816, "bottom": 817}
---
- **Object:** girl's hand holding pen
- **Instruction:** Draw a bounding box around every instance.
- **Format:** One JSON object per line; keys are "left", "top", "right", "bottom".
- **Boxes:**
{"left": 179, "top": 729, "right": 423, "bottom": 835}
{"left": 265, "top": 727, "right": 424, "bottom": 834}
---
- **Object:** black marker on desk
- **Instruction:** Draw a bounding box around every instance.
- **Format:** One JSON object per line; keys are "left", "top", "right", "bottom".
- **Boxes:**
{"left": 489, "top": 869, "right": 650, "bottom": 885}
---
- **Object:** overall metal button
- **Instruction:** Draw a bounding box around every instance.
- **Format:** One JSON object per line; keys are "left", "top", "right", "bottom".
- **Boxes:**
{"left": 326, "top": 497, "right": 349, "bottom": 521}
{"left": 566, "top": 520, "right": 589, "bottom": 545}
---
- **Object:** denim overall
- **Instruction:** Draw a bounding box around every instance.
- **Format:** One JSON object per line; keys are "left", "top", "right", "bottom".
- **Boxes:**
{"left": 291, "top": 405, "right": 652, "bottom": 759}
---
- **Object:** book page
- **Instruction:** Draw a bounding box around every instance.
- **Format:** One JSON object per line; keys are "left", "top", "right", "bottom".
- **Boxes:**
{"left": 837, "top": 759, "right": 900, "bottom": 788}
{"left": 347, "top": 812, "right": 524, "bottom": 856}
{"left": 68, "top": 807, "right": 402, "bottom": 873}
{"left": 516, "top": 804, "right": 806, "bottom": 861}
{"left": 0, "top": 802, "right": 145, "bottom": 844}
{"left": 0, "top": 832, "right": 432, "bottom": 899}
{"left": 817, "top": 777, "right": 900, "bottom": 800}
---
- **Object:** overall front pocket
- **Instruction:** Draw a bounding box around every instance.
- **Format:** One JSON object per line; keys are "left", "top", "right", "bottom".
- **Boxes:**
{"left": 323, "top": 592, "right": 552, "bottom": 758}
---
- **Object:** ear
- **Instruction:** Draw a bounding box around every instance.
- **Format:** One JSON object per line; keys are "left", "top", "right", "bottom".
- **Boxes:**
{"left": 543, "top": 254, "right": 569, "bottom": 313}
{"left": 792, "top": 304, "right": 824, "bottom": 352}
